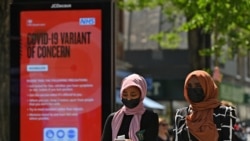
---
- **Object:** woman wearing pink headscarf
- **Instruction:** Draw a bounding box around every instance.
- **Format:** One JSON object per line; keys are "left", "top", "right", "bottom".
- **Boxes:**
{"left": 101, "top": 73, "right": 159, "bottom": 141}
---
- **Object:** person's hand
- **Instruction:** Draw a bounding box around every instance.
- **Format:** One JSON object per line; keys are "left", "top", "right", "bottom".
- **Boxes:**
{"left": 125, "top": 139, "right": 132, "bottom": 141}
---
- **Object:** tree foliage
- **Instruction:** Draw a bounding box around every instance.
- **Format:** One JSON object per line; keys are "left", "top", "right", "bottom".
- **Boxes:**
{"left": 118, "top": 0, "right": 250, "bottom": 65}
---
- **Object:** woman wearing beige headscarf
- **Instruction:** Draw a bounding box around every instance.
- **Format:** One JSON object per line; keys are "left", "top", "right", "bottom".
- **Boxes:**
{"left": 173, "top": 70, "right": 236, "bottom": 141}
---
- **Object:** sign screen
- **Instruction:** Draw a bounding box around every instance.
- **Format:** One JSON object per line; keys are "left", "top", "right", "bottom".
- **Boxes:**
{"left": 20, "top": 10, "right": 102, "bottom": 141}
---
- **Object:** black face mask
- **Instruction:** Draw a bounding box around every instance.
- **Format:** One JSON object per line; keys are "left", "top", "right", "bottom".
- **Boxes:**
{"left": 122, "top": 98, "right": 140, "bottom": 109}
{"left": 187, "top": 87, "right": 205, "bottom": 103}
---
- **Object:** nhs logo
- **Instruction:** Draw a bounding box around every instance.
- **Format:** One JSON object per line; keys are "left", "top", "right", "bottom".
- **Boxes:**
{"left": 79, "top": 18, "right": 95, "bottom": 25}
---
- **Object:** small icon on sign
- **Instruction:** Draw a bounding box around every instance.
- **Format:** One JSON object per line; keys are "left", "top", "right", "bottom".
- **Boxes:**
{"left": 68, "top": 129, "right": 76, "bottom": 138}
{"left": 57, "top": 130, "right": 65, "bottom": 138}
{"left": 46, "top": 130, "right": 54, "bottom": 138}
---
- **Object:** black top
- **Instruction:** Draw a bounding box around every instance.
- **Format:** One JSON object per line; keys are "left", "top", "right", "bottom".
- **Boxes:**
{"left": 101, "top": 109, "right": 159, "bottom": 141}
{"left": 173, "top": 105, "right": 236, "bottom": 141}
{"left": 157, "top": 136, "right": 170, "bottom": 141}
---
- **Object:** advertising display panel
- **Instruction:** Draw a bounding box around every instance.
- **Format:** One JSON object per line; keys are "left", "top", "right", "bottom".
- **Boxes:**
{"left": 10, "top": 2, "right": 114, "bottom": 141}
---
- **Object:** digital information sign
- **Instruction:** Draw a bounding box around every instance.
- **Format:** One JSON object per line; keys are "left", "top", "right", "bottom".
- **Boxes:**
{"left": 10, "top": 2, "right": 114, "bottom": 141}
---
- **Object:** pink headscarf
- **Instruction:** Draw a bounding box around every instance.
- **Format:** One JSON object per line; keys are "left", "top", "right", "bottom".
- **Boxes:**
{"left": 111, "top": 73, "right": 147, "bottom": 141}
